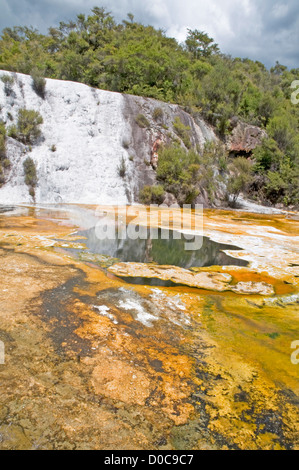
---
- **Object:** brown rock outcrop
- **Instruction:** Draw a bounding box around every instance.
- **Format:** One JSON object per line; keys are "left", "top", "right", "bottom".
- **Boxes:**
{"left": 227, "top": 121, "right": 267, "bottom": 154}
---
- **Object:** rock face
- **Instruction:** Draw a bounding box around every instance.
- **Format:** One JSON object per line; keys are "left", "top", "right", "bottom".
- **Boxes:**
{"left": 0, "top": 70, "right": 216, "bottom": 204}
{"left": 108, "top": 262, "right": 275, "bottom": 295}
{"left": 227, "top": 121, "right": 267, "bottom": 154}
{"left": 231, "top": 281, "right": 275, "bottom": 296}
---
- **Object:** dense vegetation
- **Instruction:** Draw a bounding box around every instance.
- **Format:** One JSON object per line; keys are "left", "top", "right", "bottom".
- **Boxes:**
{"left": 0, "top": 7, "right": 298, "bottom": 206}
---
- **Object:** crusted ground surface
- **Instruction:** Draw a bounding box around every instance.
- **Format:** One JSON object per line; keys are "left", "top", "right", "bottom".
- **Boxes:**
{"left": 0, "top": 206, "right": 298, "bottom": 450}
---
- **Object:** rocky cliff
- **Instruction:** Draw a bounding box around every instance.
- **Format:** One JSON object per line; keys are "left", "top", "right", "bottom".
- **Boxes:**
{"left": 0, "top": 71, "right": 216, "bottom": 204}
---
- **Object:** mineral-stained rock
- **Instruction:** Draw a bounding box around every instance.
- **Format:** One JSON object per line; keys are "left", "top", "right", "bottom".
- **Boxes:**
{"left": 227, "top": 121, "right": 267, "bottom": 154}
{"left": 231, "top": 281, "right": 275, "bottom": 296}
{"left": 92, "top": 356, "right": 151, "bottom": 406}
{"left": 109, "top": 263, "right": 275, "bottom": 295}
{"left": 109, "top": 262, "right": 233, "bottom": 291}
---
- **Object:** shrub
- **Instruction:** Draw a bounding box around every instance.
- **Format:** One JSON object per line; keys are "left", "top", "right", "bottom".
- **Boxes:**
{"left": 198, "top": 141, "right": 228, "bottom": 201}
{"left": 139, "top": 185, "right": 165, "bottom": 205}
{"left": 1, "top": 74, "right": 14, "bottom": 96}
{"left": 0, "top": 166, "right": 5, "bottom": 186}
{"left": 23, "top": 157, "right": 37, "bottom": 187}
{"left": 135, "top": 113, "right": 150, "bottom": 129}
{"left": 227, "top": 157, "right": 253, "bottom": 205}
{"left": 117, "top": 156, "right": 127, "bottom": 178}
{"left": 173, "top": 116, "right": 191, "bottom": 148}
{"left": 50, "top": 144, "right": 57, "bottom": 152}
{"left": 0, "top": 123, "right": 6, "bottom": 160}
{"left": 153, "top": 107, "right": 164, "bottom": 121}
{"left": 267, "top": 114, "right": 296, "bottom": 153}
{"left": 7, "top": 125, "right": 18, "bottom": 139}
{"left": 31, "top": 68, "right": 46, "bottom": 99}
{"left": 253, "top": 138, "right": 282, "bottom": 173}
{"left": 156, "top": 145, "right": 201, "bottom": 206}
{"left": 265, "top": 158, "right": 299, "bottom": 206}
{"left": 2, "top": 158, "right": 11, "bottom": 169}
{"left": 155, "top": 141, "right": 228, "bottom": 206}
{"left": 16, "top": 109, "right": 43, "bottom": 145}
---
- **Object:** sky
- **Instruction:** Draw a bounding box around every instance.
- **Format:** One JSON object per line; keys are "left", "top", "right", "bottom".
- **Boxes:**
{"left": 0, "top": 0, "right": 298, "bottom": 69}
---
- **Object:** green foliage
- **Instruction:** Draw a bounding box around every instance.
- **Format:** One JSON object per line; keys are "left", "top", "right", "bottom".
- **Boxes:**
{"left": 153, "top": 107, "right": 164, "bottom": 121}
{"left": 15, "top": 109, "right": 43, "bottom": 145}
{"left": 1, "top": 74, "right": 14, "bottom": 96}
{"left": 7, "top": 124, "right": 17, "bottom": 139}
{"left": 156, "top": 145, "right": 200, "bottom": 206}
{"left": 186, "top": 29, "right": 219, "bottom": 59}
{"left": 200, "top": 141, "right": 228, "bottom": 200}
{"left": 239, "top": 83, "right": 262, "bottom": 121}
{"left": 23, "top": 157, "right": 37, "bottom": 199}
{"left": 2, "top": 158, "right": 10, "bottom": 169}
{"left": 31, "top": 68, "right": 46, "bottom": 98}
{"left": 266, "top": 158, "right": 299, "bottom": 205}
{"left": 227, "top": 157, "right": 253, "bottom": 205}
{"left": 173, "top": 116, "right": 191, "bottom": 148}
{"left": 0, "top": 122, "right": 10, "bottom": 186}
{"left": 0, "top": 165, "right": 4, "bottom": 186}
{"left": 0, "top": 74, "right": 14, "bottom": 85}
{"left": 266, "top": 113, "right": 297, "bottom": 153}
{"left": 117, "top": 156, "right": 126, "bottom": 178}
{"left": 0, "top": 8, "right": 298, "bottom": 206}
{"left": 0, "top": 122, "right": 6, "bottom": 159}
{"left": 139, "top": 185, "right": 165, "bottom": 205}
{"left": 156, "top": 141, "right": 228, "bottom": 206}
{"left": 253, "top": 138, "right": 282, "bottom": 173}
{"left": 135, "top": 114, "right": 150, "bottom": 129}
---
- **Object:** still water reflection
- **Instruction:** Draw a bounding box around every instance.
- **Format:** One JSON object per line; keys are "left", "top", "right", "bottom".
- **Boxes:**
{"left": 72, "top": 226, "right": 248, "bottom": 269}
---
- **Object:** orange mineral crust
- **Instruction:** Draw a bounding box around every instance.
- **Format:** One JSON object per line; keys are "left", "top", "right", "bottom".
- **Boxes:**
{"left": 0, "top": 206, "right": 298, "bottom": 450}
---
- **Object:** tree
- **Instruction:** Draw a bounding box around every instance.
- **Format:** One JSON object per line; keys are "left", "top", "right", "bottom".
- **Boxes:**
{"left": 185, "top": 29, "right": 219, "bottom": 59}
{"left": 270, "top": 61, "right": 287, "bottom": 76}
